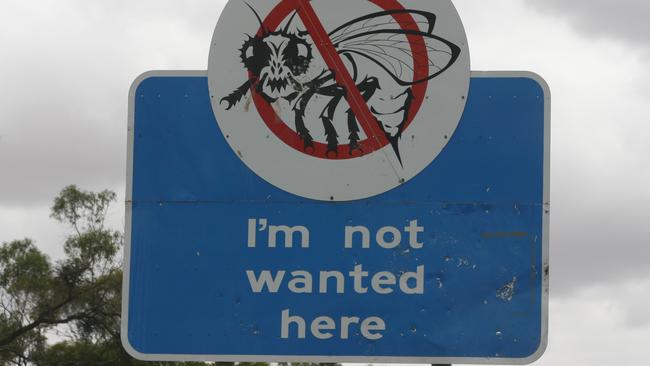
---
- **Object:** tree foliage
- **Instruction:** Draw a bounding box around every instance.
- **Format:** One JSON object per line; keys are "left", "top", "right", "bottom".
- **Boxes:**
{"left": 0, "top": 186, "right": 123, "bottom": 365}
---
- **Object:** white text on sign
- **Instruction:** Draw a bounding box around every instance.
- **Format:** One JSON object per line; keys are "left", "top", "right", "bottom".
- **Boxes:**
{"left": 244, "top": 219, "right": 427, "bottom": 341}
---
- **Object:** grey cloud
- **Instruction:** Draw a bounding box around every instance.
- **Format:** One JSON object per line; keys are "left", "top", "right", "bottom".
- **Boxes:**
{"left": 550, "top": 194, "right": 650, "bottom": 296}
{"left": 534, "top": 280, "right": 650, "bottom": 366}
{"left": 523, "top": 0, "right": 650, "bottom": 46}
{"left": 0, "top": 0, "right": 222, "bottom": 206}
{"left": 623, "top": 299, "right": 650, "bottom": 329}
{"left": 549, "top": 126, "right": 650, "bottom": 295}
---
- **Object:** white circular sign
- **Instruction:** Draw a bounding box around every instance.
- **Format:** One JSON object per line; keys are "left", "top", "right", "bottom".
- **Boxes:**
{"left": 208, "top": 0, "right": 470, "bottom": 201}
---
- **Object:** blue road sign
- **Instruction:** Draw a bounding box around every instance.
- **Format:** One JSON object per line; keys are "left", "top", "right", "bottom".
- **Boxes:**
{"left": 123, "top": 71, "right": 549, "bottom": 364}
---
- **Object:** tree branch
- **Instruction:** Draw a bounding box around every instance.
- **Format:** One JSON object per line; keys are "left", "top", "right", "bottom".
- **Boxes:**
{"left": 0, "top": 293, "right": 76, "bottom": 347}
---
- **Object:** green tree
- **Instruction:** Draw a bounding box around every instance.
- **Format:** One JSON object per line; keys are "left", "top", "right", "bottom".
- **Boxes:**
{"left": 1, "top": 186, "right": 123, "bottom": 365}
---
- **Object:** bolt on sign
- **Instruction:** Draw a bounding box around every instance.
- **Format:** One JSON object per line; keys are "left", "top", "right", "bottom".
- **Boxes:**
{"left": 123, "top": 0, "right": 550, "bottom": 364}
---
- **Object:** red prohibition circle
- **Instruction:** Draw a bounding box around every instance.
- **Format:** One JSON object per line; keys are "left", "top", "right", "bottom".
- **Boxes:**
{"left": 250, "top": 0, "right": 429, "bottom": 160}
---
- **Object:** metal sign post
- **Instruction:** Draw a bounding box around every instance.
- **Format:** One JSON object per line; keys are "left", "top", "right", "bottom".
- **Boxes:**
{"left": 122, "top": 1, "right": 550, "bottom": 364}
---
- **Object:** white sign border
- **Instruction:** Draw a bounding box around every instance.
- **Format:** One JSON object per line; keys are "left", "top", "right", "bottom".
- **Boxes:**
{"left": 122, "top": 70, "right": 550, "bottom": 365}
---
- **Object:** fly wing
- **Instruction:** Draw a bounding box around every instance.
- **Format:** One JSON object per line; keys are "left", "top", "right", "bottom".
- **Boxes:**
{"left": 329, "top": 10, "right": 461, "bottom": 86}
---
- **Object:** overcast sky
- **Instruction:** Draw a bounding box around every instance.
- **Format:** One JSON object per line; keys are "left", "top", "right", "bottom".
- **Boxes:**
{"left": 1, "top": 0, "right": 649, "bottom": 365}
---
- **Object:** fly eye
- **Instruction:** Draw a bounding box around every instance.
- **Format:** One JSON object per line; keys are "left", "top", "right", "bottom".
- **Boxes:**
{"left": 244, "top": 45, "right": 254, "bottom": 60}
{"left": 296, "top": 42, "right": 309, "bottom": 58}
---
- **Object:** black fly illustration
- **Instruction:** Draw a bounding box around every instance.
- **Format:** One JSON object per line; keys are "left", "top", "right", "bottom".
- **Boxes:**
{"left": 221, "top": 3, "right": 461, "bottom": 164}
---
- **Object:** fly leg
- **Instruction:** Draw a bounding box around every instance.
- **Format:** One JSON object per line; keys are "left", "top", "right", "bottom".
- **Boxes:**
{"left": 220, "top": 79, "right": 253, "bottom": 110}
{"left": 292, "top": 71, "right": 335, "bottom": 152}
{"left": 346, "top": 108, "right": 361, "bottom": 155}
{"left": 294, "top": 92, "right": 316, "bottom": 151}
{"left": 314, "top": 81, "right": 348, "bottom": 157}
{"left": 346, "top": 76, "right": 380, "bottom": 154}
{"left": 319, "top": 93, "right": 344, "bottom": 156}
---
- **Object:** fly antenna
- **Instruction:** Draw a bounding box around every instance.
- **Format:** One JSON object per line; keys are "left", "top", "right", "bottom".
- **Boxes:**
{"left": 283, "top": 11, "right": 298, "bottom": 34}
{"left": 244, "top": 2, "right": 268, "bottom": 35}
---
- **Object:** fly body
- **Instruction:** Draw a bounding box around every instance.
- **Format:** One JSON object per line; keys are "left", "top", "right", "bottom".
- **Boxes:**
{"left": 221, "top": 3, "right": 461, "bottom": 164}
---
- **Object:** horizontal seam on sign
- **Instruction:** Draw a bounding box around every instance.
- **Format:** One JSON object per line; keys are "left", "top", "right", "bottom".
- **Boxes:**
{"left": 127, "top": 200, "right": 545, "bottom": 206}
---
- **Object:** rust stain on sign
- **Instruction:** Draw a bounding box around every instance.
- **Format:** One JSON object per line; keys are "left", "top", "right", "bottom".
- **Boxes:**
{"left": 481, "top": 231, "right": 528, "bottom": 239}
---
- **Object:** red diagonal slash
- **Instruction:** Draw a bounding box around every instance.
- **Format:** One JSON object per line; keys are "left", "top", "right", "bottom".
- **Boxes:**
{"left": 293, "top": 0, "right": 389, "bottom": 150}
